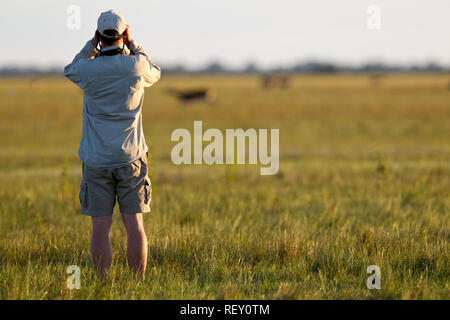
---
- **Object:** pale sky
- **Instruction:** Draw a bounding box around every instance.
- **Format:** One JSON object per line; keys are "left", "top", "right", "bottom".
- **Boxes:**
{"left": 1, "top": 0, "right": 449, "bottom": 69}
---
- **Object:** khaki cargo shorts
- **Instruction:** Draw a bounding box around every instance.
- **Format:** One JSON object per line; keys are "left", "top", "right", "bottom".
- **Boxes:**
{"left": 79, "top": 153, "right": 152, "bottom": 216}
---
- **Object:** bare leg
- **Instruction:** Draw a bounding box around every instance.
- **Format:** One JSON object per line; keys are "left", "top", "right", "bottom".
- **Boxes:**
{"left": 91, "top": 215, "right": 113, "bottom": 277}
{"left": 121, "top": 213, "right": 148, "bottom": 277}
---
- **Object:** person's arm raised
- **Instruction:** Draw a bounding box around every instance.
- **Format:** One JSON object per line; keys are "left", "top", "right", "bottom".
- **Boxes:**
{"left": 124, "top": 26, "right": 161, "bottom": 87}
{"left": 63, "top": 31, "right": 99, "bottom": 87}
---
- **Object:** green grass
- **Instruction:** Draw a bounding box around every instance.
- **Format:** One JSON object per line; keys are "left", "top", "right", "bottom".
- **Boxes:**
{"left": 0, "top": 74, "right": 448, "bottom": 299}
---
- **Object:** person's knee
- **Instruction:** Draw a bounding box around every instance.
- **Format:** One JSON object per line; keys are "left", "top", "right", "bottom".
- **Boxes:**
{"left": 92, "top": 215, "right": 113, "bottom": 234}
{"left": 121, "top": 213, "right": 145, "bottom": 234}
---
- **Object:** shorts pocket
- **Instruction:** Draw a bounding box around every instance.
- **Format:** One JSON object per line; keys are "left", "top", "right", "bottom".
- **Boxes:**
{"left": 144, "top": 177, "right": 152, "bottom": 205}
{"left": 79, "top": 182, "right": 88, "bottom": 209}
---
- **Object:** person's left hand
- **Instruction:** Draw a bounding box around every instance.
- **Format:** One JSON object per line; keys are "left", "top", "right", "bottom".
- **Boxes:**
{"left": 92, "top": 30, "right": 100, "bottom": 48}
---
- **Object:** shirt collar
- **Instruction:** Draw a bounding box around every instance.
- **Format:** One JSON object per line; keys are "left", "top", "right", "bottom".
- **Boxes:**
{"left": 100, "top": 45, "right": 122, "bottom": 53}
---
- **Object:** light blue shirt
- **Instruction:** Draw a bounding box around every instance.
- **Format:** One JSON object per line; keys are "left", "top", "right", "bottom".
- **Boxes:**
{"left": 64, "top": 40, "right": 161, "bottom": 168}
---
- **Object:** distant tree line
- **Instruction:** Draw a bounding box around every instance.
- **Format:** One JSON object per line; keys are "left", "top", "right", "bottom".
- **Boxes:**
{"left": 0, "top": 60, "right": 448, "bottom": 77}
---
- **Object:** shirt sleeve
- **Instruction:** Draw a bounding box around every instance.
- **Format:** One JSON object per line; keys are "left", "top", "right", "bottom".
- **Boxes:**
{"left": 128, "top": 39, "right": 161, "bottom": 88}
{"left": 64, "top": 40, "right": 98, "bottom": 88}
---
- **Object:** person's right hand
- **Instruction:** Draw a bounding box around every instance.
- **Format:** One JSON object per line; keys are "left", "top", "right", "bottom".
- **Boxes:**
{"left": 123, "top": 25, "right": 131, "bottom": 48}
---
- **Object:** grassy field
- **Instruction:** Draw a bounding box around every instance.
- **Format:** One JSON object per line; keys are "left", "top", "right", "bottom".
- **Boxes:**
{"left": 0, "top": 74, "right": 448, "bottom": 299}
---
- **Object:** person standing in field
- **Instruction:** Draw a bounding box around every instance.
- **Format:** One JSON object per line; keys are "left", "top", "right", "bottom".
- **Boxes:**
{"left": 64, "top": 10, "right": 161, "bottom": 277}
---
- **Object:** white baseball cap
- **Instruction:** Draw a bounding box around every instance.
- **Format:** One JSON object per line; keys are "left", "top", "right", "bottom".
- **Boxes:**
{"left": 97, "top": 10, "right": 126, "bottom": 39}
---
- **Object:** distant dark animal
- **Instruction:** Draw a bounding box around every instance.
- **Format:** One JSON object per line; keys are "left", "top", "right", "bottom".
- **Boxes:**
{"left": 369, "top": 73, "right": 384, "bottom": 88}
{"left": 166, "top": 88, "right": 216, "bottom": 105}
{"left": 261, "top": 75, "right": 290, "bottom": 89}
